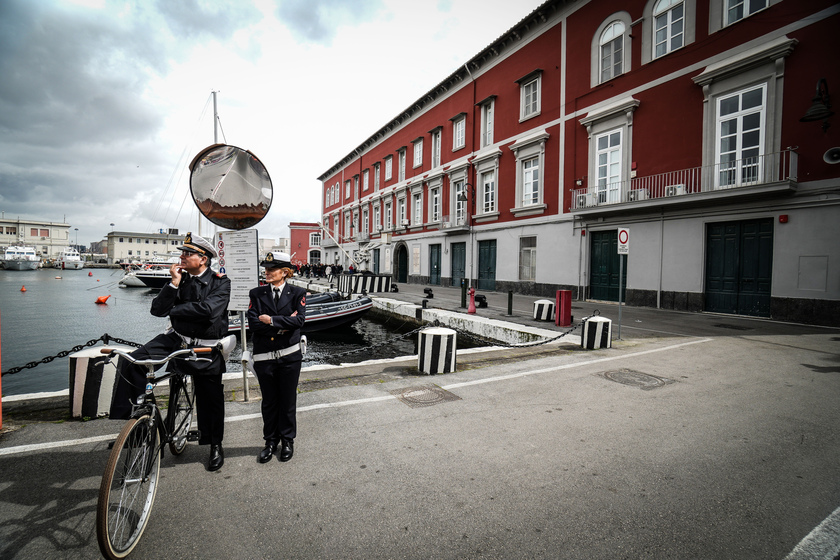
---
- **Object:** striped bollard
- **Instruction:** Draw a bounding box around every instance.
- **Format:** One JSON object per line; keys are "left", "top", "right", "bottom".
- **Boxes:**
{"left": 533, "top": 299, "right": 555, "bottom": 321}
{"left": 69, "top": 345, "right": 132, "bottom": 418}
{"left": 418, "top": 327, "right": 457, "bottom": 375}
{"left": 581, "top": 317, "right": 612, "bottom": 350}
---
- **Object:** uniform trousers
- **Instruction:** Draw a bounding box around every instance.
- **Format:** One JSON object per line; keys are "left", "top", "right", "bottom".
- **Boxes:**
{"left": 109, "top": 332, "right": 225, "bottom": 446}
{"left": 254, "top": 358, "right": 301, "bottom": 443}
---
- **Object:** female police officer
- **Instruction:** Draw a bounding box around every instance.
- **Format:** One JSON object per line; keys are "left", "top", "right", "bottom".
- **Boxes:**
{"left": 246, "top": 251, "right": 307, "bottom": 463}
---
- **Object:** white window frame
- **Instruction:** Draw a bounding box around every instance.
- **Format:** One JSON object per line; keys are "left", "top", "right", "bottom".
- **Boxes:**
{"left": 480, "top": 97, "right": 495, "bottom": 147}
{"left": 413, "top": 138, "right": 423, "bottom": 168}
{"left": 509, "top": 130, "right": 549, "bottom": 216}
{"left": 595, "top": 129, "right": 623, "bottom": 204}
{"left": 591, "top": 13, "right": 631, "bottom": 87}
{"left": 519, "top": 236, "right": 537, "bottom": 282}
{"left": 452, "top": 115, "right": 466, "bottom": 150}
{"left": 431, "top": 129, "right": 441, "bottom": 168}
{"left": 374, "top": 163, "right": 380, "bottom": 191}
{"left": 453, "top": 180, "right": 466, "bottom": 226}
{"left": 363, "top": 169, "right": 369, "bottom": 191}
{"left": 345, "top": 180, "right": 350, "bottom": 199}
{"left": 429, "top": 186, "right": 441, "bottom": 223}
{"left": 398, "top": 149, "right": 406, "bottom": 181}
{"left": 522, "top": 158, "right": 540, "bottom": 206}
{"left": 373, "top": 204, "right": 381, "bottom": 231}
{"left": 362, "top": 208, "right": 369, "bottom": 234}
{"left": 521, "top": 77, "right": 540, "bottom": 121}
{"left": 709, "top": 0, "right": 778, "bottom": 33}
{"left": 412, "top": 191, "right": 422, "bottom": 225}
{"left": 579, "top": 96, "right": 639, "bottom": 206}
{"left": 385, "top": 201, "right": 392, "bottom": 229}
{"left": 385, "top": 156, "right": 393, "bottom": 181}
{"left": 714, "top": 84, "right": 766, "bottom": 188}
{"left": 481, "top": 171, "right": 496, "bottom": 214}
{"left": 397, "top": 196, "right": 406, "bottom": 227}
{"left": 309, "top": 232, "right": 321, "bottom": 246}
{"left": 642, "top": 0, "right": 695, "bottom": 65}
{"left": 725, "top": 0, "right": 768, "bottom": 26}
{"left": 653, "top": 0, "right": 685, "bottom": 59}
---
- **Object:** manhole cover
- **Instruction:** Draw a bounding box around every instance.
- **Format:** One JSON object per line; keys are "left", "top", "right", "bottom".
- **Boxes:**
{"left": 602, "top": 369, "right": 674, "bottom": 390}
{"left": 713, "top": 323, "right": 752, "bottom": 331}
{"left": 390, "top": 385, "right": 462, "bottom": 408}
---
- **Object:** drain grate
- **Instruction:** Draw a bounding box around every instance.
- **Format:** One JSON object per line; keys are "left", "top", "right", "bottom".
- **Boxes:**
{"left": 602, "top": 369, "right": 674, "bottom": 390}
{"left": 391, "top": 385, "right": 462, "bottom": 408}
{"left": 713, "top": 323, "right": 753, "bottom": 331}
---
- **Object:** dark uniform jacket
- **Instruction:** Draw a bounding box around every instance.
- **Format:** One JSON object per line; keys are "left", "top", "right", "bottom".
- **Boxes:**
{"left": 246, "top": 282, "right": 307, "bottom": 362}
{"left": 151, "top": 268, "right": 231, "bottom": 373}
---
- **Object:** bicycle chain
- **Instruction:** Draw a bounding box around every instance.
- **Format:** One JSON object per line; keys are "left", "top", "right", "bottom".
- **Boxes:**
{"left": 1, "top": 334, "right": 142, "bottom": 376}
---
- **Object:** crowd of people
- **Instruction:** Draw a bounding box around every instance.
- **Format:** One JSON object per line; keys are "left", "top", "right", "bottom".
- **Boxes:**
{"left": 295, "top": 262, "right": 345, "bottom": 280}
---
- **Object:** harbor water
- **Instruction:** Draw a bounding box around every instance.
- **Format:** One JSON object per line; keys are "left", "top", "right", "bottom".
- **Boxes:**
{"left": 0, "top": 269, "right": 426, "bottom": 397}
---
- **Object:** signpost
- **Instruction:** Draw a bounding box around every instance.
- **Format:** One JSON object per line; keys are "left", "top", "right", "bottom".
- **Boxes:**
{"left": 617, "top": 228, "right": 629, "bottom": 339}
{"left": 216, "top": 229, "right": 260, "bottom": 400}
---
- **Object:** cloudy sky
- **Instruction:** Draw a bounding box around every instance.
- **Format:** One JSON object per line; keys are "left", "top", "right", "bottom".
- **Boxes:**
{"left": 0, "top": 0, "right": 546, "bottom": 247}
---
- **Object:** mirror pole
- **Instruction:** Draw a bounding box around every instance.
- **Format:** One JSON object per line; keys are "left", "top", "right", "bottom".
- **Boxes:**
{"left": 240, "top": 310, "right": 249, "bottom": 402}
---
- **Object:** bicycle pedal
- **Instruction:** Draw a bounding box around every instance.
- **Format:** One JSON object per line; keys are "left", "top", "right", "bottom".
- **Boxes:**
{"left": 186, "top": 430, "right": 201, "bottom": 442}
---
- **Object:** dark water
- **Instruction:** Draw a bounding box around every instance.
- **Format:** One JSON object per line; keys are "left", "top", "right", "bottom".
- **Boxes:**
{"left": 0, "top": 269, "right": 428, "bottom": 396}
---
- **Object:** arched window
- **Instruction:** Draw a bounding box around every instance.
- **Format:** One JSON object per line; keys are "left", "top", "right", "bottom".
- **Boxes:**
{"left": 653, "top": 0, "right": 684, "bottom": 59}
{"left": 600, "top": 21, "right": 625, "bottom": 83}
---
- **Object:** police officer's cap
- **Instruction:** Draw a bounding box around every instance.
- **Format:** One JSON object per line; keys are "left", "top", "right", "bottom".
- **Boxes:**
{"left": 261, "top": 251, "right": 292, "bottom": 269}
{"left": 177, "top": 232, "right": 216, "bottom": 259}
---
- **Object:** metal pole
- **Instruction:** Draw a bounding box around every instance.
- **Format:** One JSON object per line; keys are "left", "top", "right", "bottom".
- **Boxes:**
{"left": 618, "top": 254, "right": 624, "bottom": 340}
{"left": 508, "top": 290, "right": 513, "bottom": 315}
{"left": 239, "top": 311, "right": 249, "bottom": 402}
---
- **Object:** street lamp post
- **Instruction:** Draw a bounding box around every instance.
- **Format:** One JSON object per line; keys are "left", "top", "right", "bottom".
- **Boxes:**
{"left": 457, "top": 182, "right": 477, "bottom": 313}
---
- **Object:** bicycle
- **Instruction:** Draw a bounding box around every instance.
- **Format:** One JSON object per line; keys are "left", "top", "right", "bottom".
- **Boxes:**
{"left": 95, "top": 346, "right": 212, "bottom": 560}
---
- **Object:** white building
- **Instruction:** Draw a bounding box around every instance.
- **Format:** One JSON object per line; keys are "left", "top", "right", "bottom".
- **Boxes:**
{"left": 0, "top": 216, "right": 72, "bottom": 259}
{"left": 105, "top": 229, "right": 184, "bottom": 265}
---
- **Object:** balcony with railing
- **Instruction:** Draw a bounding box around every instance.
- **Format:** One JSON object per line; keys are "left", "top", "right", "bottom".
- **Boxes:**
{"left": 571, "top": 149, "right": 798, "bottom": 214}
{"left": 440, "top": 214, "right": 470, "bottom": 234}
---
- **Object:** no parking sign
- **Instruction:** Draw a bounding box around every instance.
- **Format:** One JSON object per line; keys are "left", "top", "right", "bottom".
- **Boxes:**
{"left": 618, "top": 227, "right": 630, "bottom": 255}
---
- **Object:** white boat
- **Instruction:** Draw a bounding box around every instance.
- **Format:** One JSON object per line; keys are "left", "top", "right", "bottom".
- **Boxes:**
{"left": 119, "top": 253, "right": 180, "bottom": 288}
{"left": 55, "top": 247, "right": 84, "bottom": 270}
{"left": 2, "top": 246, "right": 41, "bottom": 270}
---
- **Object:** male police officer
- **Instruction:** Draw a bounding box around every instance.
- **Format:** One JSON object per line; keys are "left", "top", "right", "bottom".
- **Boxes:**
{"left": 110, "top": 232, "right": 231, "bottom": 471}
{"left": 246, "top": 251, "right": 306, "bottom": 463}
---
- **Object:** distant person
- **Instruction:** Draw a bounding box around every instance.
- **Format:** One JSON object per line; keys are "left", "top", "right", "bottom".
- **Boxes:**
{"left": 325, "top": 264, "right": 332, "bottom": 281}
{"left": 109, "top": 232, "right": 231, "bottom": 472}
{"left": 246, "top": 251, "right": 307, "bottom": 463}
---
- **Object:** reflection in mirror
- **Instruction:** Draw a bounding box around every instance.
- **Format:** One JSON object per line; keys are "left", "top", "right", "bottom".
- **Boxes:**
{"left": 189, "top": 144, "right": 273, "bottom": 230}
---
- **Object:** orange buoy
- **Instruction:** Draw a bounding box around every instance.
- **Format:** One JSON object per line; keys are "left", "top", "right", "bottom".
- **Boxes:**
{"left": 95, "top": 295, "right": 111, "bottom": 304}
{"left": 55, "top": 276, "right": 62, "bottom": 279}
{"left": 20, "top": 285, "right": 26, "bottom": 292}
{"left": 88, "top": 271, "right": 93, "bottom": 276}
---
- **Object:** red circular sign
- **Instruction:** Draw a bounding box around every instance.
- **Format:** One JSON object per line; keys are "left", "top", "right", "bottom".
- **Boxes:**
{"left": 618, "top": 230, "right": 629, "bottom": 244}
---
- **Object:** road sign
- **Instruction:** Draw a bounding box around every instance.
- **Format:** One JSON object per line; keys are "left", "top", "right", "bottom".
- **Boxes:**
{"left": 618, "top": 227, "right": 629, "bottom": 255}
{"left": 216, "top": 229, "right": 259, "bottom": 312}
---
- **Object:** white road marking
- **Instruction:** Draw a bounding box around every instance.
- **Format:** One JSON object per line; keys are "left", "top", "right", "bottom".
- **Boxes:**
{"left": 0, "top": 337, "right": 710, "bottom": 456}
{"left": 784, "top": 507, "right": 840, "bottom": 560}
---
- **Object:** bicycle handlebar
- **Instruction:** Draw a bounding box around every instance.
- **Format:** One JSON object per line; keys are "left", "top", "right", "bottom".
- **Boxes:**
{"left": 100, "top": 346, "right": 213, "bottom": 367}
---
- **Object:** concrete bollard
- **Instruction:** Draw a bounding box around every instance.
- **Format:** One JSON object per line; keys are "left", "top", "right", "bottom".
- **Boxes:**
{"left": 581, "top": 317, "right": 612, "bottom": 350}
{"left": 533, "top": 299, "right": 555, "bottom": 321}
{"left": 417, "top": 327, "right": 457, "bottom": 374}
{"left": 69, "top": 345, "right": 133, "bottom": 418}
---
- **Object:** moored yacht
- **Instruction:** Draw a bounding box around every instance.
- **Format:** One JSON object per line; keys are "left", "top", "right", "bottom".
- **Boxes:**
{"left": 2, "top": 246, "right": 41, "bottom": 270}
{"left": 55, "top": 247, "right": 84, "bottom": 270}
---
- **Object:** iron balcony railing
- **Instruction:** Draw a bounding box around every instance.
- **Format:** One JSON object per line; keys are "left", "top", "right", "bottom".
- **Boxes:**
{"left": 572, "top": 149, "right": 798, "bottom": 210}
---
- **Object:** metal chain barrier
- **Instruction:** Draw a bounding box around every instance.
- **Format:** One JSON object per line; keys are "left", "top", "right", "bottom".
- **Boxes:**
{"left": 317, "top": 309, "right": 600, "bottom": 364}
{"left": 1, "top": 334, "right": 143, "bottom": 376}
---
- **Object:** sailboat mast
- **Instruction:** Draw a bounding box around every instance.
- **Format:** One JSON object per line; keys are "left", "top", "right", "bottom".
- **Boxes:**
{"left": 213, "top": 90, "right": 219, "bottom": 144}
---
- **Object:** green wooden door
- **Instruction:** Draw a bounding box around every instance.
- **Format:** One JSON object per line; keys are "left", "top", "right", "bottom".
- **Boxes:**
{"left": 397, "top": 245, "right": 408, "bottom": 283}
{"left": 451, "top": 242, "right": 466, "bottom": 287}
{"left": 590, "top": 230, "right": 624, "bottom": 301}
{"left": 705, "top": 218, "right": 773, "bottom": 316}
{"left": 372, "top": 249, "right": 380, "bottom": 275}
{"left": 429, "top": 244, "right": 441, "bottom": 285}
{"left": 477, "top": 239, "right": 496, "bottom": 291}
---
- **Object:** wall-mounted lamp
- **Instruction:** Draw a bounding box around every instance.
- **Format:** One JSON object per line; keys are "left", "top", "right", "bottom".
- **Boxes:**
{"left": 575, "top": 179, "right": 583, "bottom": 186}
{"left": 800, "top": 78, "right": 833, "bottom": 132}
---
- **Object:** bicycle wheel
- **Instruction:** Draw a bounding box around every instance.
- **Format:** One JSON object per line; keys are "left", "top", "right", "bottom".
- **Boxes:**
{"left": 97, "top": 414, "right": 161, "bottom": 560}
{"left": 167, "top": 374, "right": 194, "bottom": 455}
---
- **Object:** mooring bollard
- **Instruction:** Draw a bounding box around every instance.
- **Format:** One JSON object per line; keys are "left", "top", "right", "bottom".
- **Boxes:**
{"left": 69, "top": 345, "right": 133, "bottom": 418}
{"left": 581, "top": 316, "right": 612, "bottom": 350}
{"left": 533, "top": 299, "right": 555, "bottom": 321}
{"left": 417, "top": 327, "right": 457, "bottom": 374}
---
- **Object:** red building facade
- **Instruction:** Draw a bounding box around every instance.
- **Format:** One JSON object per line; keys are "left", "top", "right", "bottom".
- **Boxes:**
{"left": 289, "top": 222, "right": 321, "bottom": 267}
{"left": 318, "top": 0, "right": 840, "bottom": 325}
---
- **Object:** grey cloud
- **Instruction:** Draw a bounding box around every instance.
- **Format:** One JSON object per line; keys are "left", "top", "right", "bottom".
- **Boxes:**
{"left": 276, "top": 0, "right": 384, "bottom": 44}
{"left": 155, "top": 0, "right": 261, "bottom": 41}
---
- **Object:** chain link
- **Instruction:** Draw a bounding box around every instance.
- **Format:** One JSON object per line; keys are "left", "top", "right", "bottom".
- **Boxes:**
{"left": 1, "top": 334, "right": 142, "bottom": 376}
{"left": 317, "top": 310, "right": 600, "bottom": 364}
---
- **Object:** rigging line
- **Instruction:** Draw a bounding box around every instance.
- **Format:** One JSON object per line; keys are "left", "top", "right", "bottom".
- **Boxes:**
{"left": 150, "top": 93, "right": 213, "bottom": 231}
{"left": 216, "top": 116, "right": 227, "bottom": 144}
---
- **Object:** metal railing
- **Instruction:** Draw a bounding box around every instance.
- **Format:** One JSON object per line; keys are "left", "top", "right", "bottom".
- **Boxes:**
{"left": 572, "top": 149, "right": 798, "bottom": 209}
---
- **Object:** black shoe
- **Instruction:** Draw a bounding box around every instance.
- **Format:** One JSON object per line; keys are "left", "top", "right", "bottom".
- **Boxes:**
{"left": 208, "top": 444, "right": 224, "bottom": 471}
{"left": 258, "top": 442, "right": 277, "bottom": 463}
{"left": 279, "top": 439, "right": 294, "bottom": 462}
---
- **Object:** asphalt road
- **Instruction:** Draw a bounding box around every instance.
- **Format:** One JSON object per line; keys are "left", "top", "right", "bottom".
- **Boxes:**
{"left": 1, "top": 286, "right": 839, "bottom": 559}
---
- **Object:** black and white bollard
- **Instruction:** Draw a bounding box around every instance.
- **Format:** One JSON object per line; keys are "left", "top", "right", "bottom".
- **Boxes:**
{"left": 69, "top": 346, "right": 132, "bottom": 418}
{"left": 581, "top": 317, "right": 612, "bottom": 349}
{"left": 418, "top": 327, "right": 457, "bottom": 374}
{"left": 533, "top": 299, "right": 555, "bottom": 321}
